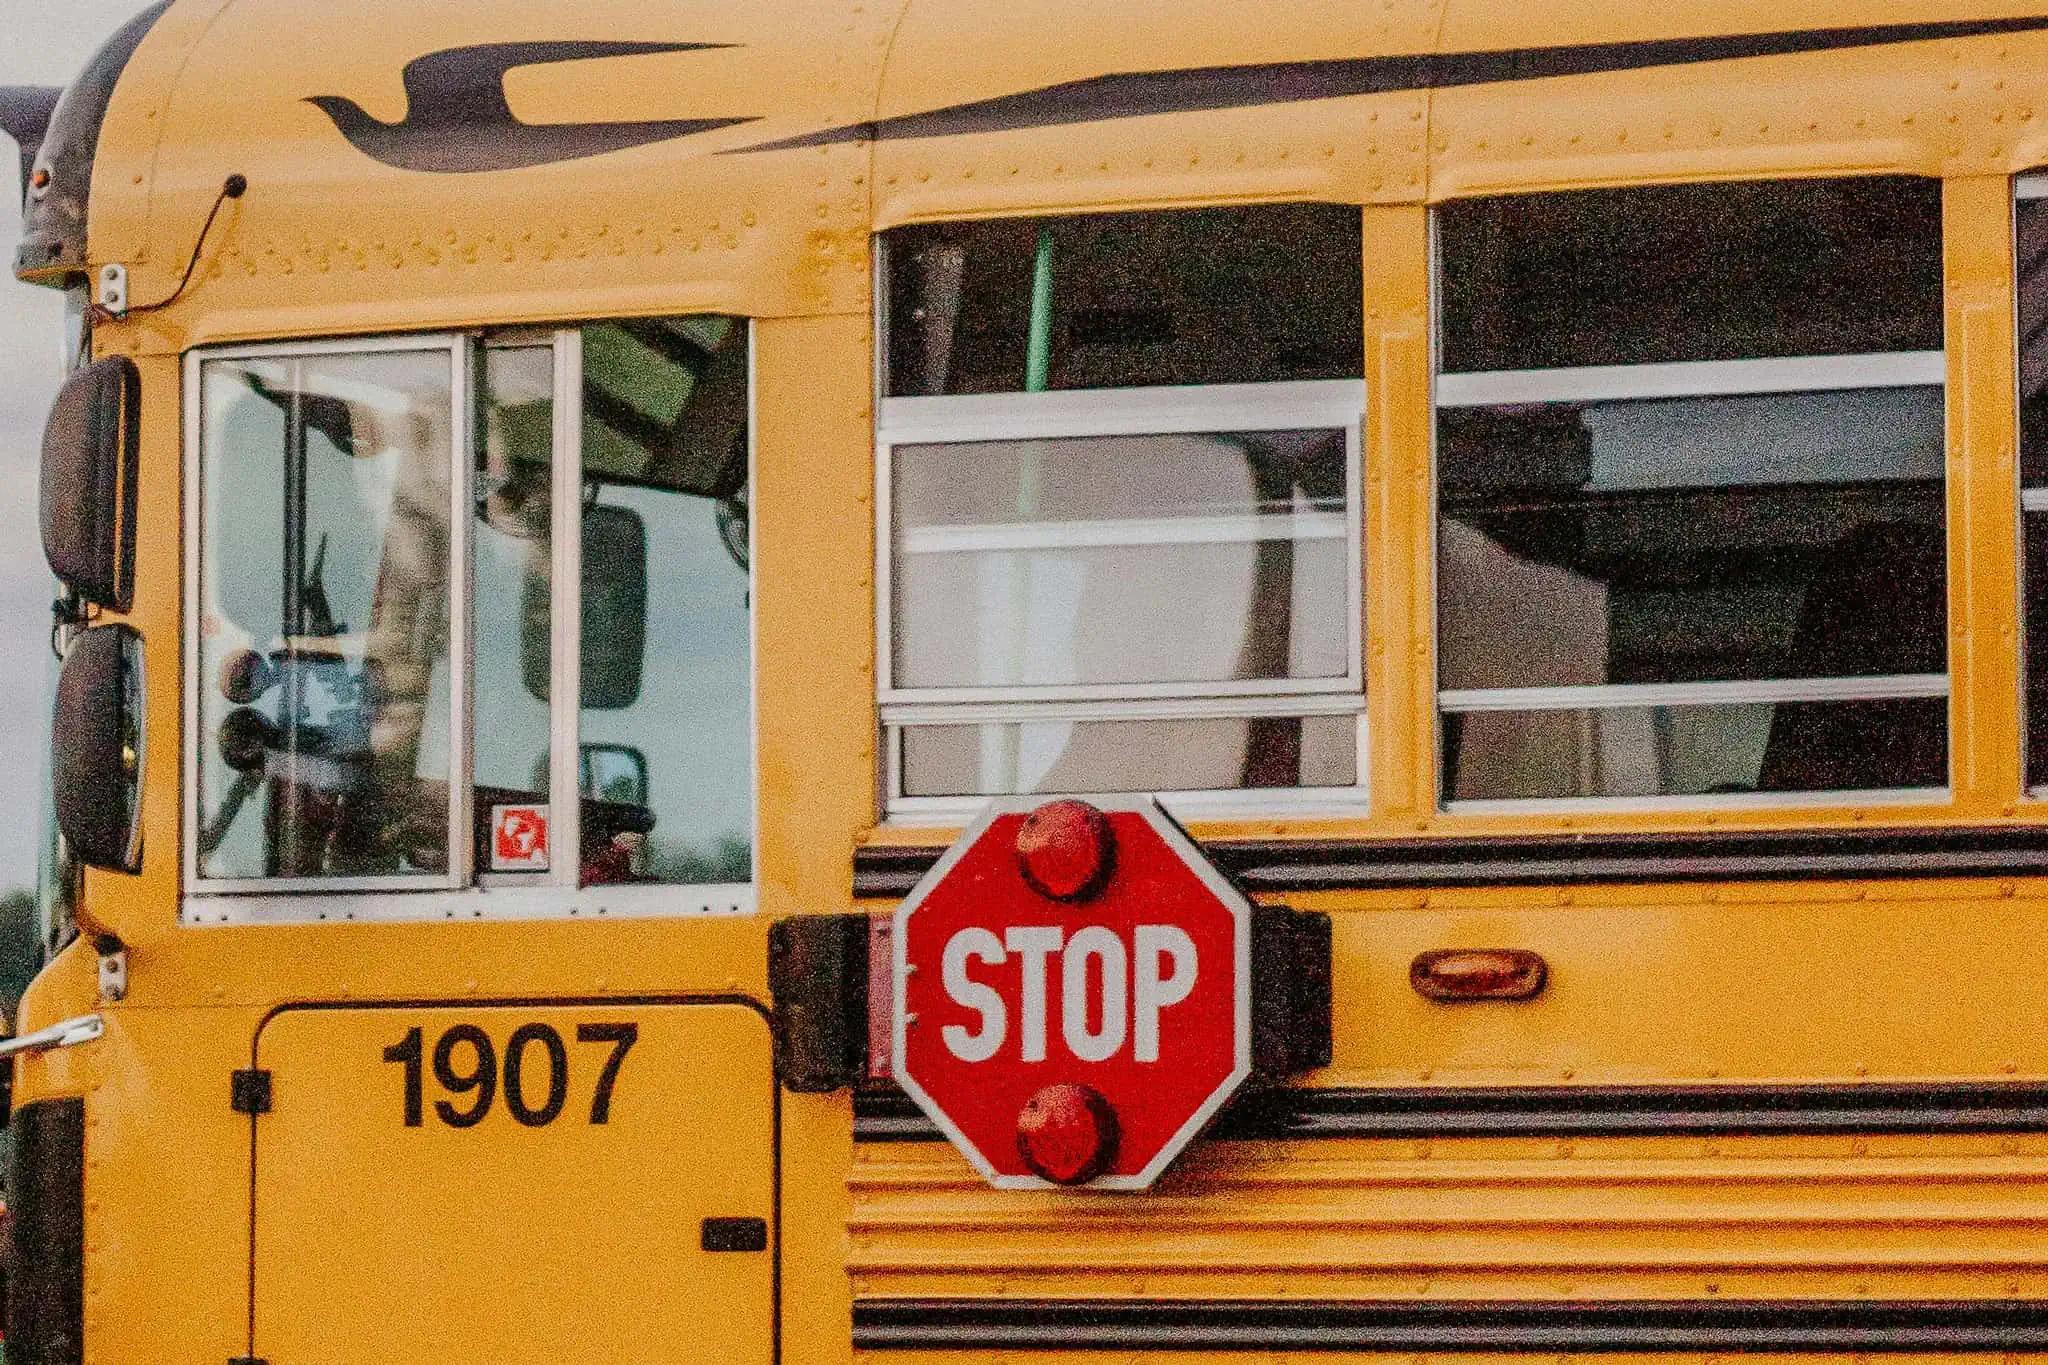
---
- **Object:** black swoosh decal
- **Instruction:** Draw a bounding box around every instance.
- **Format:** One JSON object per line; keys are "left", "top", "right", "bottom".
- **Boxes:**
{"left": 306, "top": 40, "right": 756, "bottom": 173}
{"left": 735, "top": 15, "right": 2048, "bottom": 153}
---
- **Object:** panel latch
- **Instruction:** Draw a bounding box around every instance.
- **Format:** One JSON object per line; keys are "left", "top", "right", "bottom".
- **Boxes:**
{"left": 95, "top": 934, "right": 127, "bottom": 1003}
{"left": 231, "top": 1068, "right": 272, "bottom": 1115}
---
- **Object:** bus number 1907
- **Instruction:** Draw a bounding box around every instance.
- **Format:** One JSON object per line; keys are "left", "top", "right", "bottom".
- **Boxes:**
{"left": 381, "top": 1022, "right": 639, "bottom": 1128}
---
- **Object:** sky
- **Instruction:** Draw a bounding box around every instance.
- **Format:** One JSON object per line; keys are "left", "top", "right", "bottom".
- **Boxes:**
{"left": 0, "top": 2, "right": 153, "bottom": 889}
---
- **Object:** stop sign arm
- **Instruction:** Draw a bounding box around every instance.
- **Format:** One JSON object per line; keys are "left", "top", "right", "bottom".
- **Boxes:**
{"left": 767, "top": 912, "right": 873, "bottom": 1093}
{"left": 766, "top": 904, "right": 1331, "bottom": 1097}
{"left": 1249, "top": 905, "right": 1334, "bottom": 1078}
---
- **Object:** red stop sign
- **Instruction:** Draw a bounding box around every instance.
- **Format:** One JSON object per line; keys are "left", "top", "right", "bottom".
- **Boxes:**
{"left": 892, "top": 797, "right": 1251, "bottom": 1190}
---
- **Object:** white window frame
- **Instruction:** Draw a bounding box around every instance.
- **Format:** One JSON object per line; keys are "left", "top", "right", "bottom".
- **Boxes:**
{"left": 877, "top": 378, "right": 1369, "bottom": 825}
{"left": 180, "top": 326, "right": 759, "bottom": 923}
{"left": 1434, "top": 347, "right": 1953, "bottom": 814}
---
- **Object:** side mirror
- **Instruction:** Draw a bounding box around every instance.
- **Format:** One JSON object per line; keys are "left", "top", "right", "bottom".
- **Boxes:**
{"left": 52, "top": 624, "right": 144, "bottom": 873}
{"left": 523, "top": 503, "right": 646, "bottom": 709}
{"left": 41, "top": 355, "right": 139, "bottom": 610}
{"left": 581, "top": 744, "right": 649, "bottom": 806}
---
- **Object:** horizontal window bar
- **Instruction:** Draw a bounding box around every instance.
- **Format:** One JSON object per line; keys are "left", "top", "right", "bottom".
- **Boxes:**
{"left": 884, "top": 691, "right": 1364, "bottom": 726}
{"left": 186, "top": 873, "right": 469, "bottom": 897}
{"left": 1435, "top": 352, "right": 1945, "bottom": 409}
{"left": 181, "top": 883, "right": 758, "bottom": 926}
{"left": 2024, "top": 488, "right": 2048, "bottom": 512}
{"left": 879, "top": 379, "right": 1364, "bottom": 443}
{"left": 886, "top": 672, "right": 1360, "bottom": 706}
{"left": 179, "top": 333, "right": 466, "bottom": 362}
{"left": 1440, "top": 675, "right": 1949, "bottom": 713}
{"left": 887, "top": 787, "right": 1370, "bottom": 827}
{"left": 1446, "top": 788, "right": 1950, "bottom": 817}
{"left": 899, "top": 511, "right": 1347, "bottom": 555}
{"left": 2019, "top": 173, "right": 2048, "bottom": 201}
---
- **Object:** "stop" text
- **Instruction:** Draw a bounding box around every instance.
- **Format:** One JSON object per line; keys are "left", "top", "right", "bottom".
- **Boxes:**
{"left": 938, "top": 924, "right": 1198, "bottom": 1065}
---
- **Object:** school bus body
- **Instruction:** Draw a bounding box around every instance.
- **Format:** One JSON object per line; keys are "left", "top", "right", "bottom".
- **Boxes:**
{"left": 19, "top": 0, "right": 2048, "bottom": 1360}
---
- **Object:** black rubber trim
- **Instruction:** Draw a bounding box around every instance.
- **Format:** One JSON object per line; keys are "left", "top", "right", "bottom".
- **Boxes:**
{"left": 701, "top": 1215, "right": 770, "bottom": 1253}
{"left": 855, "top": 1078, "right": 2048, "bottom": 1143}
{"left": 854, "top": 824, "right": 2048, "bottom": 899}
{"left": 851, "top": 1297, "right": 2048, "bottom": 1352}
{"left": 7, "top": 1097, "right": 85, "bottom": 1365}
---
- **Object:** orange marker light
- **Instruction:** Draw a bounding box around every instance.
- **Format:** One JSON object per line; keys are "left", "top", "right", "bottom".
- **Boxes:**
{"left": 1015, "top": 1083, "right": 1120, "bottom": 1186}
{"left": 1014, "top": 799, "right": 1116, "bottom": 902}
{"left": 1411, "top": 949, "right": 1548, "bottom": 1002}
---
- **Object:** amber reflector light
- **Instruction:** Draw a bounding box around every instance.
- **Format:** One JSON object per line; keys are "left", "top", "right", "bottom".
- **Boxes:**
{"left": 1411, "top": 948, "right": 1548, "bottom": 1002}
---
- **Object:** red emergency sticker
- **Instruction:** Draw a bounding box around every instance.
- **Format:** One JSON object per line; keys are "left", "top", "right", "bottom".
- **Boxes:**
{"left": 491, "top": 804, "right": 550, "bottom": 872}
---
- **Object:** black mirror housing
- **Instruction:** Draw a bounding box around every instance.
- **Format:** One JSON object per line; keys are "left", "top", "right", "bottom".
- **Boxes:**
{"left": 41, "top": 356, "right": 139, "bottom": 610}
{"left": 52, "top": 624, "right": 144, "bottom": 874}
{"left": 524, "top": 503, "right": 647, "bottom": 710}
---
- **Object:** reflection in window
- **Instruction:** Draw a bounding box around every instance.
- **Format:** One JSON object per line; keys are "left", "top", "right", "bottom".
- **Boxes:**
{"left": 1444, "top": 699, "right": 1947, "bottom": 802}
{"left": 902, "top": 714, "right": 1358, "bottom": 798}
{"left": 196, "top": 348, "right": 454, "bottom": 881}
{"left": 576, "top": 319, "right": 752, "bottom": 885}
{"left": 1437, "top": 177, "right": 1948, "bottom": 804}
{"left": 892, "top": 430, "right": 1349, "bottom": 691}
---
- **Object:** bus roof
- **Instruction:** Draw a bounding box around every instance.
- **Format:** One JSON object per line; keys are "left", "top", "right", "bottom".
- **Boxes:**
{"left": 37, "top": 0, "right": 2048, "bottom": 344}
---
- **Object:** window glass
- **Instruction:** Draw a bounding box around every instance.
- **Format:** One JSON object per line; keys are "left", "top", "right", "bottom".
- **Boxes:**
{"left": 1437, "top": 177, "right": 1947, "bottom": 804}
{"left": 196, "top": 349, "right": 454, "bottom": 880}
{"left": 2020, "top": 194, "right": 2048, "bottom": 787}
{"left": 1438, "top": 390, "right": 1947, "bottom": 691}
{"left": 892, "top": 429, "right": 1349, "bottom": 690}
{"left": 1444, "top": 699, "right": 1946, "bottom": 802}
{"left": 577, "top": 320, "right": 752, "bottom": 884}
{"left": 1439, "top": 177, "right": 1943, "bottom": 372}
{"left": 472, "top": 344, "right": 554, "bottom": 873}
{"left": 887, "top": 205, "right": 1363, "bottom": 395}
{"left": 902, "top": 715, "right": 1358, "bottom": 798}
{"left": 880, "top": 204, "right": 1365, "bottom": 811}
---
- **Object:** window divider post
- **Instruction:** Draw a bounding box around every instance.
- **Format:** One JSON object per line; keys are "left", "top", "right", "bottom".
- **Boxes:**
{"left": 547, "top": 327, "right": 585, "bottom": 889}
{"left": 448, "top": 339, "right": 475, "bottom": 889}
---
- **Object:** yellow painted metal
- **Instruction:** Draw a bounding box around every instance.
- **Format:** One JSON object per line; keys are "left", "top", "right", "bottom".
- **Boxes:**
{"left": 19, "top": 2, "right": 2048, "bottom": 1361}
{"left": 849, "top": 1133, "right": 2048, "bottom": 1301}
{"left": 1361, "top": 204, "right": 1434, "bottom": 825}
{"left": 1944, "top": 175, "right": 2026, "bottom": 816}
{"left": 250, "top": 1003, "right": 773, "bottom": 1365}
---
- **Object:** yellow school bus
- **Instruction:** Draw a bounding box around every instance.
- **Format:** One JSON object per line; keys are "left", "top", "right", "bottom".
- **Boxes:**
{"left": 15, "top": 0, "right": 2048, "bottom": 1359}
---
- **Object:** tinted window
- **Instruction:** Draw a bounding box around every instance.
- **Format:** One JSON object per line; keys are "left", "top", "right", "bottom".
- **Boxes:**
{"left": 1439, "top": 177, "right": 1943, "bottom": 373}
{"left": 2019, "top": 194, "right": 2048, "bottom": 787}
{"left": 887, "top": 204, "right": 1363, "bottom": 395}
{"left": 1438, "top": 390, "right": 1947, "bottom": 692}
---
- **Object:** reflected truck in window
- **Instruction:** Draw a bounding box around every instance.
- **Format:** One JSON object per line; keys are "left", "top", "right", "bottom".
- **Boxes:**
{"left": 15, "top": 2, "right": 2048, "bottom": 1363}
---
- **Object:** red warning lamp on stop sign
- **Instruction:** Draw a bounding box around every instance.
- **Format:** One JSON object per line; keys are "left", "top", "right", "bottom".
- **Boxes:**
{"left": 891, "top": 796, "right": 1252, "bottom": 1190}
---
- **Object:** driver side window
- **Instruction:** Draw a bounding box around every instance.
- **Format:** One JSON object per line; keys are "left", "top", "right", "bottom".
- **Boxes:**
{"left": 188, "top": 322, "right": 753, "bottom": 904}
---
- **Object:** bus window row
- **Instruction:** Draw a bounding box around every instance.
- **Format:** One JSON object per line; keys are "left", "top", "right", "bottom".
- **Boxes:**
{"left": 182, "top": 174, "right": 2047, "bottom": 892}
{"left": 879, "top": 176, "right": 1956, "bottom": 819}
